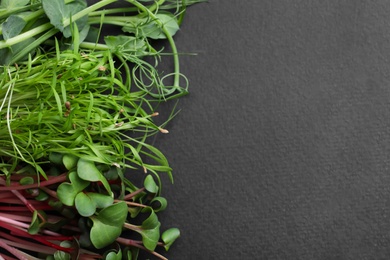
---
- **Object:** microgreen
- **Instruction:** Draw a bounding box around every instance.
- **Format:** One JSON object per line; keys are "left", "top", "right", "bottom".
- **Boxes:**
{"left": 0, "top": 0, "right": 204, "bottom": 259}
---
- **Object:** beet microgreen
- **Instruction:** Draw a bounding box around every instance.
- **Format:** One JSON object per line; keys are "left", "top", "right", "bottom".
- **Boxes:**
{"left": 0, "top": 0, "right": 203, "bottom": 258}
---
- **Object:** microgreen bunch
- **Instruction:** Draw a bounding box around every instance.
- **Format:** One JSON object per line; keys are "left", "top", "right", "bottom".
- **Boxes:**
{"left": 0, "top": 0, "right": 203, "bottom": 259}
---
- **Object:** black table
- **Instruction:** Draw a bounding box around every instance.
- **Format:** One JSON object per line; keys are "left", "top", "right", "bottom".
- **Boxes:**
{"left": 157, "top": 1, "right": 390, "bottom": 259}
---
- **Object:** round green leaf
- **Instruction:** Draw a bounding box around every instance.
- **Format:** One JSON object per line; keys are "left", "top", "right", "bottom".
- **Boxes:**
{"left": 63, "top": 154, "right": 78, "bottom": 170}
{"left": 90, "top": 202, "right": 128, "bottom": 249}
{"left": 75, "top": 192, "right": 97, "bottom": 217}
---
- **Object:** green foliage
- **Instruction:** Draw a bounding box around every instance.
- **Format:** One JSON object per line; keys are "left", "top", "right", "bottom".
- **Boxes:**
{"left": 90, "top": 202, "right": 128, "bottom": 249}
{"left": 75, "top": 192, "right": 114, "bottom": 217}
{"left": 144, "top": 174, "right": 159, "bottom": 193}
{"left": 57, "top": 171, "right": 89, "bottom": 206}
{"left": 77, "top": 158, "right": 112, "bottom": 195}
{"left": 122, "top": 12, "right": 180, "bottom": 40}
{"left": 162, "top": 228, "right": 180, "bottom": 251}
{"left": 42, "top": 0, "right": 88, "bottom": 38}
{"left": 0, "top": 0, "right": 205, "bottom": 259}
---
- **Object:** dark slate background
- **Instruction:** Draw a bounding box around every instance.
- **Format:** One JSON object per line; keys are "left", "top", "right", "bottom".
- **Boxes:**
{"left": 97, "top": 0, "right": 390, "bottom": 259}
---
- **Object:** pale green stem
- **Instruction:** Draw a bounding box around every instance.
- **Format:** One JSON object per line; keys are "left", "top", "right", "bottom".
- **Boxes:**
{"left": 127, "top": 0, "right": 181, "bottom": 88}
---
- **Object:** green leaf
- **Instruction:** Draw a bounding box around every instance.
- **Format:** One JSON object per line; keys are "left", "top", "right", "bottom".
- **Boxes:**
{"left": 144, "top": 175, "right": 158, "bottom": 193}
{"left": 49, "top": 152, "right": 63, "bottom": 165}
{"left": 2, "top": 15, "right": 26, "bottom": 40}
{"left": 122, "top": 13, "right": 180, "bottom": 40}
{"left": 77, "top": 158, "right": 102, "bottom": 182}
{"left": 56, "top": 183, "right": 77, "bottom": 206}
{"left": 42, "top": 0, "right": 68, "bottom": 31}
{"left": 0, "top": 35, "right": 35, "bottom": 65}
{"left": 140, "top": 225, "right": 160, "bottom": 251}
{"left": 53, "top": 250, "right": 71, "bottom": 260}
{"left": 123, "top": 247, "right": 139, "bottom": 260}
{"left": 19, "top": 176, "right": 34, "bottom": 185}
{"left": 161, "top": 228, "right": 180, "bottom": 251}
{"left": 75, "top": 192, "right": 96, "bottom": 217}
{"left": 35, "top": 190, "right": 49, "bottom": 201}
{"left": 90, "top": 202, "right": 128, "bottom": 249}
{"left": 57, "top": 171, "right": 89, "bottom": 206}
{"left": 77, "top": 158, "right": 112, "bottom": 194}
{"left": 88, "top": 192, "right": 114, "bottom": 208}
{"left": 75, "top": 192, "right": 114, "bottom": 217}
{"left": 42, "top": 0, "right": 88, "bottom": 38}
{"left": 134, "top": 207, "right": 161, "bottom": 251}
{"left": 28, "top": 210, "right": 40, "bottom": 234}
{"left": 0, "top": 0, "right": 29, "bottom": 9}
{"left": 105, "top": 249, "right": 122, "bottom": 260}
{"left": 150, "top": 196, "right": 167, "bottom": 212}
{"left": 104, "top": 35, "right": 147, "bottom": 57}
{"left": 62, "top": 0, "right": 88, "bottom": 38}
{"left": 63, "top": 154, "right": 78, "bottom": 170}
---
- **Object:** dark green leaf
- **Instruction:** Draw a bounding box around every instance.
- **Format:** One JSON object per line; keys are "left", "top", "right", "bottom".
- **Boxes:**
{"left": 49, "top": 152, "right": 63, "bottom": 165}
{"left": 53, "top": 250, "right": 71, "bottom": 260}
{"left": 35, "top": 190, "right": 49, "bottom": 201}
{"left": 0, "top": 0, "right": 29, "bottom": 9}
{"left": 19, "top": 176, "right": 34, "bottom": 185}
{"left": 2, "top": 15, "right": 26, "bottom": 40}
{"left": 90, "top": 202, "right": 128, "bottom": 249}
{"left": 42, "top": 0, "right": 88, "bottom": 38}
{"left": 42, "top": 0, "right": 68, "bottom": 31}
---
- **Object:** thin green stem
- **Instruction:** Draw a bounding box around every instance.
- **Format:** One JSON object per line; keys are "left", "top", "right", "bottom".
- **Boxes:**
{"left": 62, "top": 0, "right": 118, "bottom": 28}
{"left": 0, "top": 23, "right": 53, "bottom": 49}
{"left": 127, "top": 0, "right": 181, "bottom": 89}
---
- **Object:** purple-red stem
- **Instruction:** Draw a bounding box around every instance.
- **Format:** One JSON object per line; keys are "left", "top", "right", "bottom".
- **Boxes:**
{"left": 0, "top": 173, "right": 67, "bottom": 191}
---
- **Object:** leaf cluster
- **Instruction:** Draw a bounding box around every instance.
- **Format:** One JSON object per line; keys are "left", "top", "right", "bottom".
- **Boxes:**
{"left": 0, "top": 0, "right": 205, "bottom": 259}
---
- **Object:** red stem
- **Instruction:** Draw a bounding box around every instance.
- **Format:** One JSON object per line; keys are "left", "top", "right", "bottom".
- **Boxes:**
{"left": 0, "top": 232, "right": 56, "bottom": 255}
{"left": 0, "top": 222, "right": 73, "bottom": 253}
{"left": 0, "top": 173, "right": 67, "bottom": 191}
{"left": 0, "top": 239, "right": 34, "bottom": 260}
{"left": 123, "top": 187, "right": 145, "bottom": 200}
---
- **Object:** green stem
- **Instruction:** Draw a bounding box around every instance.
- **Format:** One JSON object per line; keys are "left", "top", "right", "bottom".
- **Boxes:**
{"left": 10, "top": 28, "right": 59, "bottom": 65}
{"left": 62, "top": 0, "right": 118, "bottom": 28}
{"left": 89, "top": 7, "right": 140, "bottom": 16}
{"left": 127, "top": 0, "right": 181, "bottom": 89}
{"left": 0, "top": 3, "right": 42, "bottom": 20}
{"left": 148, "top": 0, "right": 166, "bottom": 13}
{"left": 0, "top": 23, "right": 53, "bottom": 49}
{"left": 88, "top": 16, "right": 140, "bottom": 25}
{"left": 79, "top": 41, "right": 109, "bottom": 51}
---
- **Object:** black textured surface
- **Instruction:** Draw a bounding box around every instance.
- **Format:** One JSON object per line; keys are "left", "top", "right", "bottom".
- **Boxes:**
{"left": 94, "top": 0, "right": 390, "bottom": 259}
{"left": 154, "top": 1, "right": 390, "bottom": 260}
